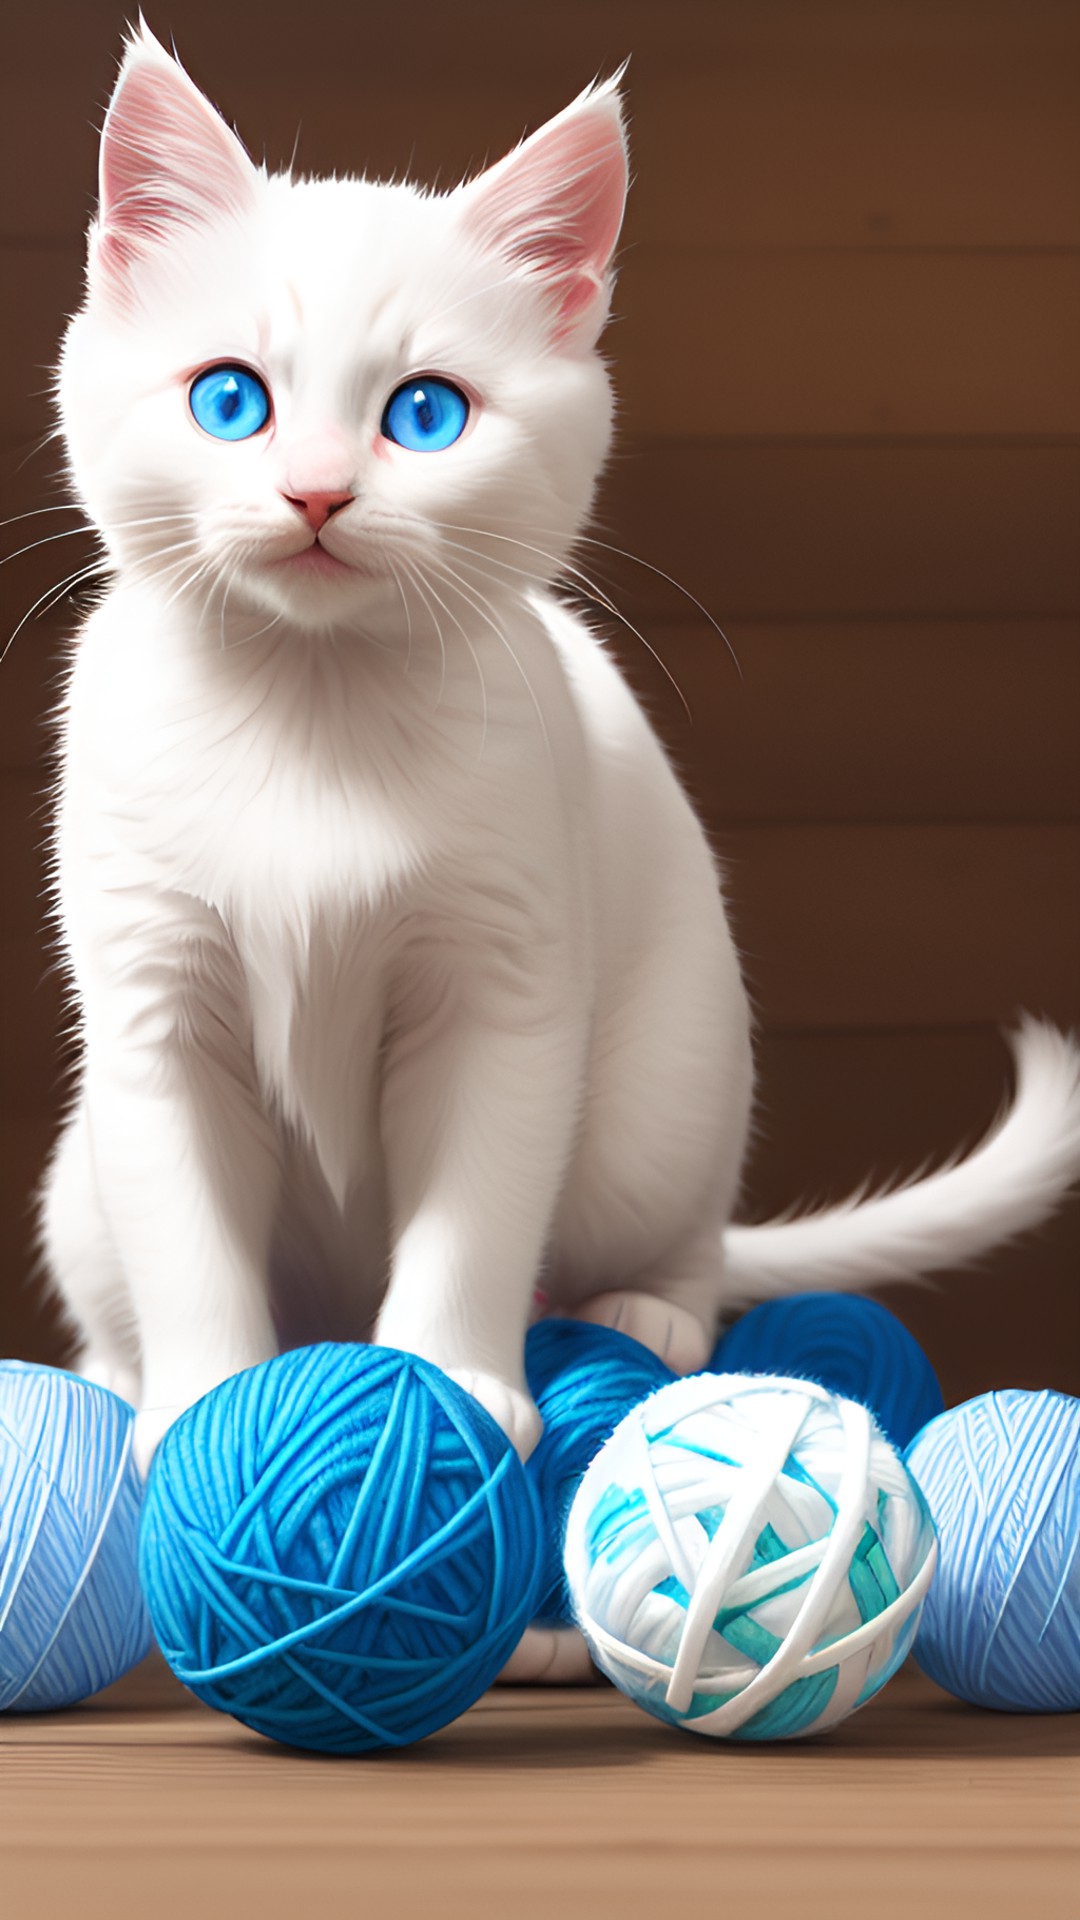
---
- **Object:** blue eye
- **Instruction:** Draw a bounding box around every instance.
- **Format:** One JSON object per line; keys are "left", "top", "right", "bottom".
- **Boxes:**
{"left": 381, "top": 377, "right": 469, "bottom": 452}
{"left": 189, "top": 365, "right": 271, "bottom": 441}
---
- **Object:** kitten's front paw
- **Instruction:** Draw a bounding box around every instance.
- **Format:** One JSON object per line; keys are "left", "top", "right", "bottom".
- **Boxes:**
{"left": 497, "top": 1624, "right": 597, "bottom": 1686}
{"left": 444, "top": 1368, "right": 542, "bottom": 1462}
{"left": 569, "top": 1291, "right": 711, "bottom": 1374}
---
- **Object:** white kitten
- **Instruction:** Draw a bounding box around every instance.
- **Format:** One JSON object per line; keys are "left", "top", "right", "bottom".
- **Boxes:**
{"left": 35, "top": 25, "right": 1080, "bottom": 1487}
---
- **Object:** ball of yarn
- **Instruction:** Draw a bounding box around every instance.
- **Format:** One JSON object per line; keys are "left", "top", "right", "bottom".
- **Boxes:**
{"left": 905, "top": 1389, "right": 1080, "bottom": 1712}
{"left": 0, "top": 1362, "right": 151, "bottom": 1712}
{"left": 711, "top": 1292, "right": 945, "bottom": 1450}
{"left": 139, "top": 1343, "right": 542, "bottom": 1753}
{"left": 564, "top": 1371, "right": 937, "bottom": 1740}
{"left": 524, "top": 1319, "right": 676, "bottom": 1624}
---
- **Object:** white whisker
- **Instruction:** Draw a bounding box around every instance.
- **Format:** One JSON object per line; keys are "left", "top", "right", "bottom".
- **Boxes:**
{"left": 408, "top": 559, "right": 489, "bottom": 761}
{"left": 435, "top": 529, "right": 694, "bottom": 723}
{"left": 399, "top": 557, "right": 448, "bottom": 708}
{"left": 432, "top": 512, "right": 741, "bottom": 679}
{"left": 0, "top": 512, "right": 191, "bottom": 570}
{"left": 425, "top": 551, "right": 555, "bottom": 776}
{"left": 222, "top": 607, "right": 285, "bottom": 652}
{"left": 385, "top": 556, "right": 414, "bottom": 674}
{"left": 2, "top": 560, "right": 107, "bottom": 664}
{"left": 215, "top": 554, "right": 243, "bottom": 652}
{"left": 155, "top": 553, "right": 220, "bottom": 619}
{"left": 0, "top": 505, "right": 92, "bottom": 530}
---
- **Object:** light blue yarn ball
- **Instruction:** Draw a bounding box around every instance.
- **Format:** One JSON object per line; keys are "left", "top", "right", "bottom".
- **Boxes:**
{"left": 711, "top": 1292, "right": 945, "bottom": 1451}
{"left": 564, "top": 1372, "right": 937, "bottom": 1740}
{"left": 139, "top": 1343, "right": 542, "bottom": 1754}
{"left": 904, "top": 1389, "right": 1080, "bottom": 1713}
{"left": 0, "top": 1362, "right": 152, "bottom": 1711}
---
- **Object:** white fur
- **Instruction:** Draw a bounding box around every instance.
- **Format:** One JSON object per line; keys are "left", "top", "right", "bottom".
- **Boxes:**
{"left": 36, "top": 28, "right": 1080, "bottom": 1495}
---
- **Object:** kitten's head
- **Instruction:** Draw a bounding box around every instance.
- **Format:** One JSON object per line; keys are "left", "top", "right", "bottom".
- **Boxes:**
{"left": 56, "top": 23, "right": 627, "bottom": 638}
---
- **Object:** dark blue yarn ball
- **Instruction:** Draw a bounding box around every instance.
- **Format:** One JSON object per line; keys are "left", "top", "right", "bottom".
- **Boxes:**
{"left": 138, "top": 1344, "right": 542, "bottom": 1754}
{"left": 524, "top": 1319, "right": 676, "bottom": 1625}
{"left": 905, "top": 1389, "right": 1080, "bottom": 1712}
{"left": 710, "top": 1292, "right": 944, "bottom": 1449}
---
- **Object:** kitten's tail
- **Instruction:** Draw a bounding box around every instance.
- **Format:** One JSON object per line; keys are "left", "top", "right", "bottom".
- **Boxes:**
{"left": 721, "top": 1015, "right": 1080, "bottom": 1308}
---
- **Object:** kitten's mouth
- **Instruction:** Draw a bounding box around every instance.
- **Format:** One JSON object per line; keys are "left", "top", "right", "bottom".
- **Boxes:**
{"left": 274, "top": 542, "right": 355, "bottom": 577}
{"left": 270, "top": 540, "right": 378, "bottom": 581}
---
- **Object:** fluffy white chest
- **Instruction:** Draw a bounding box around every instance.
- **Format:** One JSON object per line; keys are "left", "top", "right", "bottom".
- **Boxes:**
{"left": 189, "top": 678, "right": 465, "bottom": 1212}
{"left": 236, "top": 901, "right": 395, "bottom": 1213}
{"left": 65, "top": 610, "right": 493, "bottom": 1206}
{"left": 61, "top": 592, "right": 593, "bottom": 1221}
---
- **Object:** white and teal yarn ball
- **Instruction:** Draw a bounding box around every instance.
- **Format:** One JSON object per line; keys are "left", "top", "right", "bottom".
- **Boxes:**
{"left": 564, "top": 1372, "right": 938, "bottom": 1740}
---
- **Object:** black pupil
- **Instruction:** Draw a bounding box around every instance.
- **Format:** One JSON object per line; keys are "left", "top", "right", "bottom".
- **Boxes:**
{"left": 220, "top": 380, "right": 242, "bottom": 420}
{"left": 415, "top": 389, "right": 435, "bottom": 432}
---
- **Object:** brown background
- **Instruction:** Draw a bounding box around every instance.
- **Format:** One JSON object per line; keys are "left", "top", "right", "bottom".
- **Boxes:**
{"left": 0, "top": 14, "right": 1078, "bottom": 1916}
{"left": 1, "top": 0, "right": 1078, "bottom": 1404}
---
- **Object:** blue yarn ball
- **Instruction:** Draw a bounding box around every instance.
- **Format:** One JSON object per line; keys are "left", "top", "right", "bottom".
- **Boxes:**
{"left": 712, "top": 1293, "right": 945, "bottom": 1450}
{"left": 904, "top": 1389, "right": 1080, "bottom": 1713}
{"left": 139, "top": 1343, "right": 542, "bottom": 1753}
{"left": 524, "top": 1319, "right": 676, "bottom": 1624}
{"left": 0, "top": 1362, "right": 151, "bottom": 1711}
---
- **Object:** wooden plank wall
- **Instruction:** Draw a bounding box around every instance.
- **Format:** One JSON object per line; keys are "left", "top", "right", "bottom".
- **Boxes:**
{"left": 1, "top": 0, "right": 1077, "bottom": 1401}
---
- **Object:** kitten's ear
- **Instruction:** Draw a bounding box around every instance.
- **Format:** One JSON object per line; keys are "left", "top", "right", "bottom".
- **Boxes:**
{"left": 457, "top": 76, "right": 628, "bottom": 348}
{"left": 92, "top": 20, "right": 258, "bottom": 300}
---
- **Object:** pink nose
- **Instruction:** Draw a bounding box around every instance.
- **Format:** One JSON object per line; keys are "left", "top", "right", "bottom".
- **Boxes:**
{"left": 281, "top": 489, "right": 355, "bottom": 533}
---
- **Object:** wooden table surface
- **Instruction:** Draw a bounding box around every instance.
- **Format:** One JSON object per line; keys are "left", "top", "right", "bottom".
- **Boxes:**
{"left": 1, "top": 1655, "right": 1076, "bottom": 1920}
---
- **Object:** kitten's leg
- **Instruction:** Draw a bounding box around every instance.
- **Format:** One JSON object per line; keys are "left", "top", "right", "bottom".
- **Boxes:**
{"left": 76, "top": 927, "right": 282, "bottom": 1474}
{"left": 550, "top": 897, "right": 754, "bottom": 1371}
{"left": 86, "top": 1048, "right": 282, "bottom": 1473}
{"left": 37, "top": 1098, "right": 142, "bottom": 1406}
{"left": 376, "top": 978, "right": 588, "bottom": 1461}
{"left": 502, "top": 943, "right": 749, "bottom": 1689}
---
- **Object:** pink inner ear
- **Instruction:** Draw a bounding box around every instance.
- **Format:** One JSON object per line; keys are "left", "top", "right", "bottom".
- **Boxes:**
{"left": 98, "top": 53, "right": 254, "bottom": 279}
{"left": 464, "top": 97, "right": 627, "bottom": 339}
